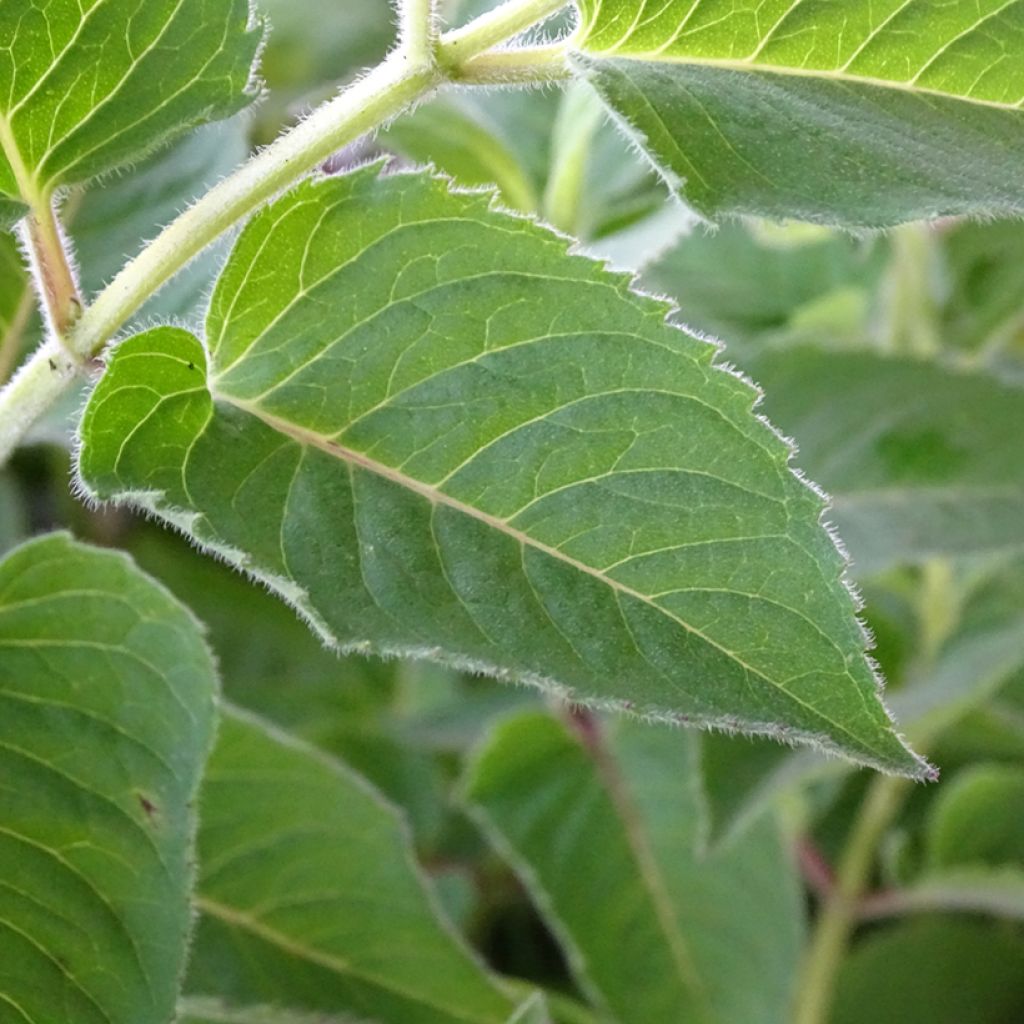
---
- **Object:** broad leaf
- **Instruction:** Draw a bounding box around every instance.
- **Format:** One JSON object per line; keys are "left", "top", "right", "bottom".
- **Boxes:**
{"left": 701, "top": 557, "right": 1024, "bottom": 843}
{"left": 0, "top": 532, "right": 218, "bottom": 1024}
{"left": 0, "top": 0, "right": 261, "bottom": 221}
{"left": 751, "top": 350, "right": 1024, "bottom": 574}
{"left": 128, "top": 525, "right": 451, "bottom": 850}
{"left": 78, "top": 167, "right": 925, "bottom": 775}
{"left": 187, "top": 707, "right": 516, "bottom": 1023}
{"left": 463, "top": 711, "right": 805, "bottom": 1024}
{"left": 572, "top": 0, "right": 1024, "bottom": 226}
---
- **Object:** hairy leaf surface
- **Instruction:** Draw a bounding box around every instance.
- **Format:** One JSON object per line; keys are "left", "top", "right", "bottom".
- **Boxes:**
{"left": 573, "top": 0, "right": 1024, "bottom": 226}
{"left": 0, "top": 532, "right": 218, "bottom": 1024}
{"left": 463, "top": 712, "right": 804, "bottom": 1024}
{"left": 78, "top": 167, "right": 925, "bottom": 775}
{"left": 0, "top": 0, "right": 261, "bottom": 220}
{"left": 187, "top": 707, "right": 516, "bottom": 1023}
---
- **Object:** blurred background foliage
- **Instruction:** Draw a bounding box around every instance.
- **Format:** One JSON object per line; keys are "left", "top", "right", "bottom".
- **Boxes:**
{"left": 2, "top": 1, "right": 1023, "bottom": 1021}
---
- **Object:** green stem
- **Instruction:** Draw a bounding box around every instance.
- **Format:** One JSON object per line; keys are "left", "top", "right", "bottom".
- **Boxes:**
{"left": 0, "top": 336, "right": 77, "bottom": 461}
{"left": 453, "top": 42, "right": 572, "bottom": 83}
{"left": 543, "top": 83, "right": 604, "bottom": 233}
{"left": 883, "top": 222, "right": 943, "bottom": 357}
{"left": 68, "top": 54, "right": 440, "bottom": 367}
{"left": 400, "top": 0, "right": 439, "bottom": 64}
{"left": 0, "top": 0, "right": 577, "bottom": 468}
{"left": 440, "top": 0, "right": 570, "bottom": 67}
{"left": 793, "top": 773, "right": 910, "bottom": 1024}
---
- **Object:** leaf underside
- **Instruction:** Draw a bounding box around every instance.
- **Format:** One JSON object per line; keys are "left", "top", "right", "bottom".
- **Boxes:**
{"left": 0, "top": 0, "right": 262, "bottom": 221}
{"left": 0, "top": 532, "right": 218, "bottom": 1024}
{"left": 78, "top": 166, "right": 926, "bottom": 776}
{"left": 573, "top": 0, "right": 1024, "bottom": 226}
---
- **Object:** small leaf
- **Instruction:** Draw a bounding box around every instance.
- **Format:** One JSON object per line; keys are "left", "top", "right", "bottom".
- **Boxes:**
{"left": 833, "top": 919, "right": 1024, "bottom": 1024}
{"left": 926, "top": 764, "right": 1024, "bottom": 869}
{"left": 0, "top": 0, "right": 262, "bottom": 219}
{"left": 463, "top": 711, "right": 805, "bottom": 1024}
{"left": 77, "top": 167, "right": 925, "bottom": 775}
{"left": 187, "top": 706, "right": 515, "bottom": 1023}
{"left": 383, "top": 99, "right": 539, "bottom": 213}
{"left": 0, "top": 532, "right": 218, "bottom": 1024}
{"left": 573, "top": 0, "right": 1024, "bottom": 226}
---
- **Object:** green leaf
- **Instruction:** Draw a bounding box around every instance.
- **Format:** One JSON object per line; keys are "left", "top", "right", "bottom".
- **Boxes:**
{"left": 700, "top": 558, "right": 1024, "bottom": 844}
{"left": 0, "top": 532, "right": 218, "bottom": 1024}
{"left": 383, "top": 99, "right": 539, "bottom": 213}
{"left": 572, "top": 0, "right": 1024, "bottom": 226}
{"left": 642, "top": 222, "right": 885, "bottom": 349}
{"left": 938, "top": 220, "right": 1024, "bottom": 359}
{"left": 0, "top": 469, "right": 26, "bottom": 553}
{"left": 751, "top": 350, "right": 1024, "bottom": 574}
{"left": 833, "top": 919, "right": 1024, "bottom": 1024}
{"left": 507, "top": 992, "right": 551, "bottom": 1024}
{"left": 77, "top": 166, "right": 925, "bottom": 775}
{"left": 926, "top": 764, "right": 1024, "bottom": 869}
{"left": 187, "top": 707, "right": 515, "bottom": 1023}
{"left": 179, "top": 998, "right": 368, "bottom": 1024}
{"left": 0, "top": 0, "right": 262, "bottom": 220}
{"left": 72, "top": 118, "right": 250, "bottom": 323}
{"left": 863, "top": 866, "right": 1024, "bottom": 924}
{"left": 463, "top": 711, "right": 805, "bottom": 1024}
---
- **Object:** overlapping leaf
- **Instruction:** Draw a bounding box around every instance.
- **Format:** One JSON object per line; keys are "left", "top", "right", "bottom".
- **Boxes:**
{"left": 572, "top": 0, "right": 1024, "bottom": 226}
{"left": 78, "top": 166, "right": 926, "bottom": 774}
{"left": 463, "top": 712, "right": 805, "bottom": 1024}
{"left": 187, "top": 707, "right": 516, "bottom": 1023}
{"left": 751, "top": 350, "right": 1024, "bottom": 574}
{"left": 0, "top": 0, "right": 262, "bottom": 221}
{"left": 0, "top": 532, "right": 218, "bottom": 1024}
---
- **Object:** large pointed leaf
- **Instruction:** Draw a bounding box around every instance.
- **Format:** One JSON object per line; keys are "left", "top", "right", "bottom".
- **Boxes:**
{"left": 573, "top": 0, "right": 1024, "bottom": 226}
{"left": 463, "top": 712, "right": 805, "bottom": 1024}
{"left": 187, "top": 707, "right": 515, "bottom": 1024}
{"left": 0, "top": 532, "right": 218, "bottom": 1024}
{"left": 78, "top": 167, "right": 925, "bottom": 775}
{"left": 0, "top": 0, "right": 262, "bottom": 221}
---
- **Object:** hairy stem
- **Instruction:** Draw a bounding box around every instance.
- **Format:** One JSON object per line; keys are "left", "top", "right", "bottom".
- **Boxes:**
{"left": 21, "top": 198, "right": 82, "bottom": 343}
{"left": 400, "top": 0, "right": 439, "bottom": 63}
{"left": 543, "top": 83, "right": 604, "bottom": 233}
{"left": 454, "top": 42, "right": 573, "bottom": 83}
{"left": 68, "top": 55, "right": 440, "bottom": 365}
{"left": 793, "top": 773, "right": 910, "bottom": 1024}
{"left": 0, "top": 0, "right": 577, "bottom": 467}
{"left": 440, "top": 0, "right": 570, "bottom": 65}
{"left": 0, "top": 337, "right": 77, "bottom": 462}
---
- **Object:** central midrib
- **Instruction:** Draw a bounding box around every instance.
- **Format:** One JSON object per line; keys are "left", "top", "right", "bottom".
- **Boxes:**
{"left": 571, "top": 49, "right": 1024, "bottom": 114}
{"left": 219, "top": 392, "right": 892, "bottom": 767}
